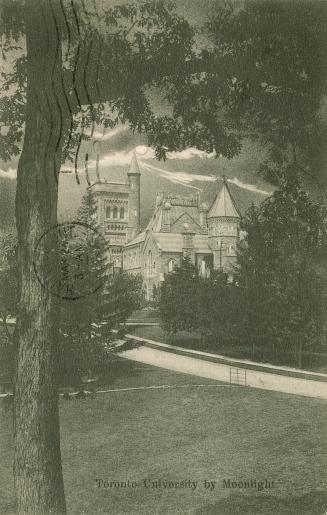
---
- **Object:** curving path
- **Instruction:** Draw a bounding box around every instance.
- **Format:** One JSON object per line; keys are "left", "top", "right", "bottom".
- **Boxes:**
{"left": 120, "top": 343, "right": 327, "bottom": 400}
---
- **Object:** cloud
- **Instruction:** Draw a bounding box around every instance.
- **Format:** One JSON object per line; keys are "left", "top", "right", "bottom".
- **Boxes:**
{"left": 138, "top": 161, "right": 271, "bottom": 197}
{"left": 139, "top": 161, "right": 215, "bottom": 191}
{"left": 97, "top": 150, "right": 134, "bottom": 168}
{"left": 88, "top": 125, "right": 128, "bottom": 141}
{"left": 228, "top": 177, "right": 270, "bottom": 195}
{"left": 0, "top": 167, "right": 17, "bottom": 179}
{"left": 89, "top": 145, "right": 215, "bottom": 170}
{"left": 167, "top": 147, "right": 216, "bottom": 160}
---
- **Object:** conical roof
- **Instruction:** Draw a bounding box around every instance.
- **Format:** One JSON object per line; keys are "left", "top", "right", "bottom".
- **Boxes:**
{"left": 208, "top": 177, "right": 241, "bottom": 218}
{"left": 128, "top": 151, "right": 141, "bottom": 175}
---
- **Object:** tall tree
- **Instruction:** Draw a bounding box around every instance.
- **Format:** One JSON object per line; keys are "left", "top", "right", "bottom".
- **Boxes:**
{"left": 159, "top": 257, "right": 199, "bottom": 335}
{"left": 237, "top": 171, "right": 327, "bottom": 366}
{"left": 0, "top": 1, "right": 195, "bottom": 512}
{"left": 2, "top": 1, "right": 327, "bottom": 511}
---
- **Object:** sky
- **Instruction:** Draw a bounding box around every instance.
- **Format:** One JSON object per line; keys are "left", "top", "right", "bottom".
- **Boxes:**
{"left": 0, "top": 0, "right": 274, "bottom": 216}
{"left": 58, "top": 123, "right": 272, "bottom": 196}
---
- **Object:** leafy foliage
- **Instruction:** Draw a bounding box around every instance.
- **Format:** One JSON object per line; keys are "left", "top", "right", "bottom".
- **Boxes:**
{"left": 159, "top": 257, "right": 242, "bottom": 342}
{"left": 237, "top": 171, "right": 327, "bottom": 357}
{"left": 57, "top": 190, "right": 143, "bottom": 384}
{"left": 158, "top": 177, "right": 327, "bottom": 366}
{"left": 149, "top": 1, "right": 327, "bottom": 180}
{"left": 159, "top": 257, "right": 200, "bottom": 334}
{"left": 0, "top": 0, "right": 196, "bottom": 169}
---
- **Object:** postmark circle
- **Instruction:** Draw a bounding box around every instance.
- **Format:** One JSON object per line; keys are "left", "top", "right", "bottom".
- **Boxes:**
{"left": 33, "top": 222, "right": 107, "bottom": 300}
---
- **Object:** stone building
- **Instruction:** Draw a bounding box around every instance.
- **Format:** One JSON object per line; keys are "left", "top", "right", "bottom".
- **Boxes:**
{"left": 88, "top": 152, "right": 141, "bottom": 269}
{"left": 90, "top": 153, "right": 242, "bottom": 299}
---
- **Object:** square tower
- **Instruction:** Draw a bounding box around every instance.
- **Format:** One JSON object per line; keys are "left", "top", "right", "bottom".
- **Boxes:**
{"left": 88, "top": 153, "right": 141, "bottom": 268}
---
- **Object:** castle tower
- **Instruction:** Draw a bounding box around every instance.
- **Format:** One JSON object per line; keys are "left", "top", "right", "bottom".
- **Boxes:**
{"left": 207, "top": 177, "right": 241, "bottom": 271}
{"left": 127, "top": 152, "right": 141, "bottom": 242}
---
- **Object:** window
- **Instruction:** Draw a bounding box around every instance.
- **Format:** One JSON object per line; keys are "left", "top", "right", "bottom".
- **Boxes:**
{"left": 200, "top": 259, "right": 206, "bottom": 276}
{"left": 113, "top": 207, "right": 118, "bottom": 219}
{"left": 106, "top": 206, "right": 111, "bottom": 219}
{"left": 120, "top": 207, "right": 124, "bottom": 219}
{"left": 168, "top": 259, "right": 174, "bottom": 273}
{"left": 148, "top": 251, "right": 152, "bottom": 272}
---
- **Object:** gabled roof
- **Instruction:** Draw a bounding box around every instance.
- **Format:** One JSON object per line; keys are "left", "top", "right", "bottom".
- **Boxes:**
{"left": 171, "top": 212, "right": 201, "bottom": 233}
{"left": 208, "top": 178, "right": 241, "bottom": 219}
{"left": 124, "top": 231, "right": 146, "bottom": 248}
{"left": 143, "top": 198, "right": 202, "bottom": 234}
{"left": 152, "top": 233, "right": 211, "bottom": 253}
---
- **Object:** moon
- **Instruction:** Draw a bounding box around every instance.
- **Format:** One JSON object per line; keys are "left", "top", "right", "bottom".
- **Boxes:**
{"left": 135, "top": 145, "right": 148, "bottom": 155}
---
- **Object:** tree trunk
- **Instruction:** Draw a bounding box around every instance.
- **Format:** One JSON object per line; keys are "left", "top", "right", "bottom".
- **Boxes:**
{"left": 14, "top": 4, "right": 70, "bottom": 513}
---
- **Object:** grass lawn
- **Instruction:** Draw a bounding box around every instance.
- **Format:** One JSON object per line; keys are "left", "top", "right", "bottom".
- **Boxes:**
{"left": 1, "top": 358, "right": 327, "bottom": 515}
{"left": 126, "top": 308, "right": 161, "bottom": 323}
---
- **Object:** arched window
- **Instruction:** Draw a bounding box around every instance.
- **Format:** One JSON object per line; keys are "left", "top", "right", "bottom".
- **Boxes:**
{"left": 106, "top": 206, "right": 111, "bottom": 219}
{"left": 113, "top": 206, "right": 118, "bottom": 219}
{"left": 120, "top": 207, "right": 124, "bottom": 219}
{"left": 168, "top": 259, "right": 174, "bottom": 273}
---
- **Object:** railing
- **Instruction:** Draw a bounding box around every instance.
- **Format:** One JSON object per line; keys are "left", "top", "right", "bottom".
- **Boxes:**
{"left": 230, "top": 367, "right": 247, "bottom": 386}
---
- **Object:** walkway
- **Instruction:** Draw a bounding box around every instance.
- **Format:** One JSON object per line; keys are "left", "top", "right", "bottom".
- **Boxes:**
{"left": 120, "top": 338, "right": 327, "bottom": 400}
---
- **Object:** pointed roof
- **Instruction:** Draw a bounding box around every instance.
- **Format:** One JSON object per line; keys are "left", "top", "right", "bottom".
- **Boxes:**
{"left": 208, "top": 177, "right": 241, "bottom": 218}
{"left": 128, "top": 151, "right": 141, "bottom": 175}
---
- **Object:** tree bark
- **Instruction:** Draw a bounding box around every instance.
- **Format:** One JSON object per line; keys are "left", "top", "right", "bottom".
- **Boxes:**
{"left": 13, "top": 3, "right": 70, "bottom": 513}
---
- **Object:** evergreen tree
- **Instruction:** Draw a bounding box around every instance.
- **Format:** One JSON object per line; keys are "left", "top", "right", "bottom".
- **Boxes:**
{"left": 58, "top": 190, "right": 109, "bottom": 384}
{"left": 237, "top": 171, "right": 327, "bottom": 366}
{"left": 159, "top": 258, "right": 243, "bottom": 344}
{"left": 58, "top": 190, "right": 143, "bottom": 385}
{"left": 101, "top": 271, "right": 143, "bottom": 328}
{"left": 159, "top": 257, "right": 199, "bottom": 335}
{"left": 197, "top": 271, "right": 244, "bottom": 345}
